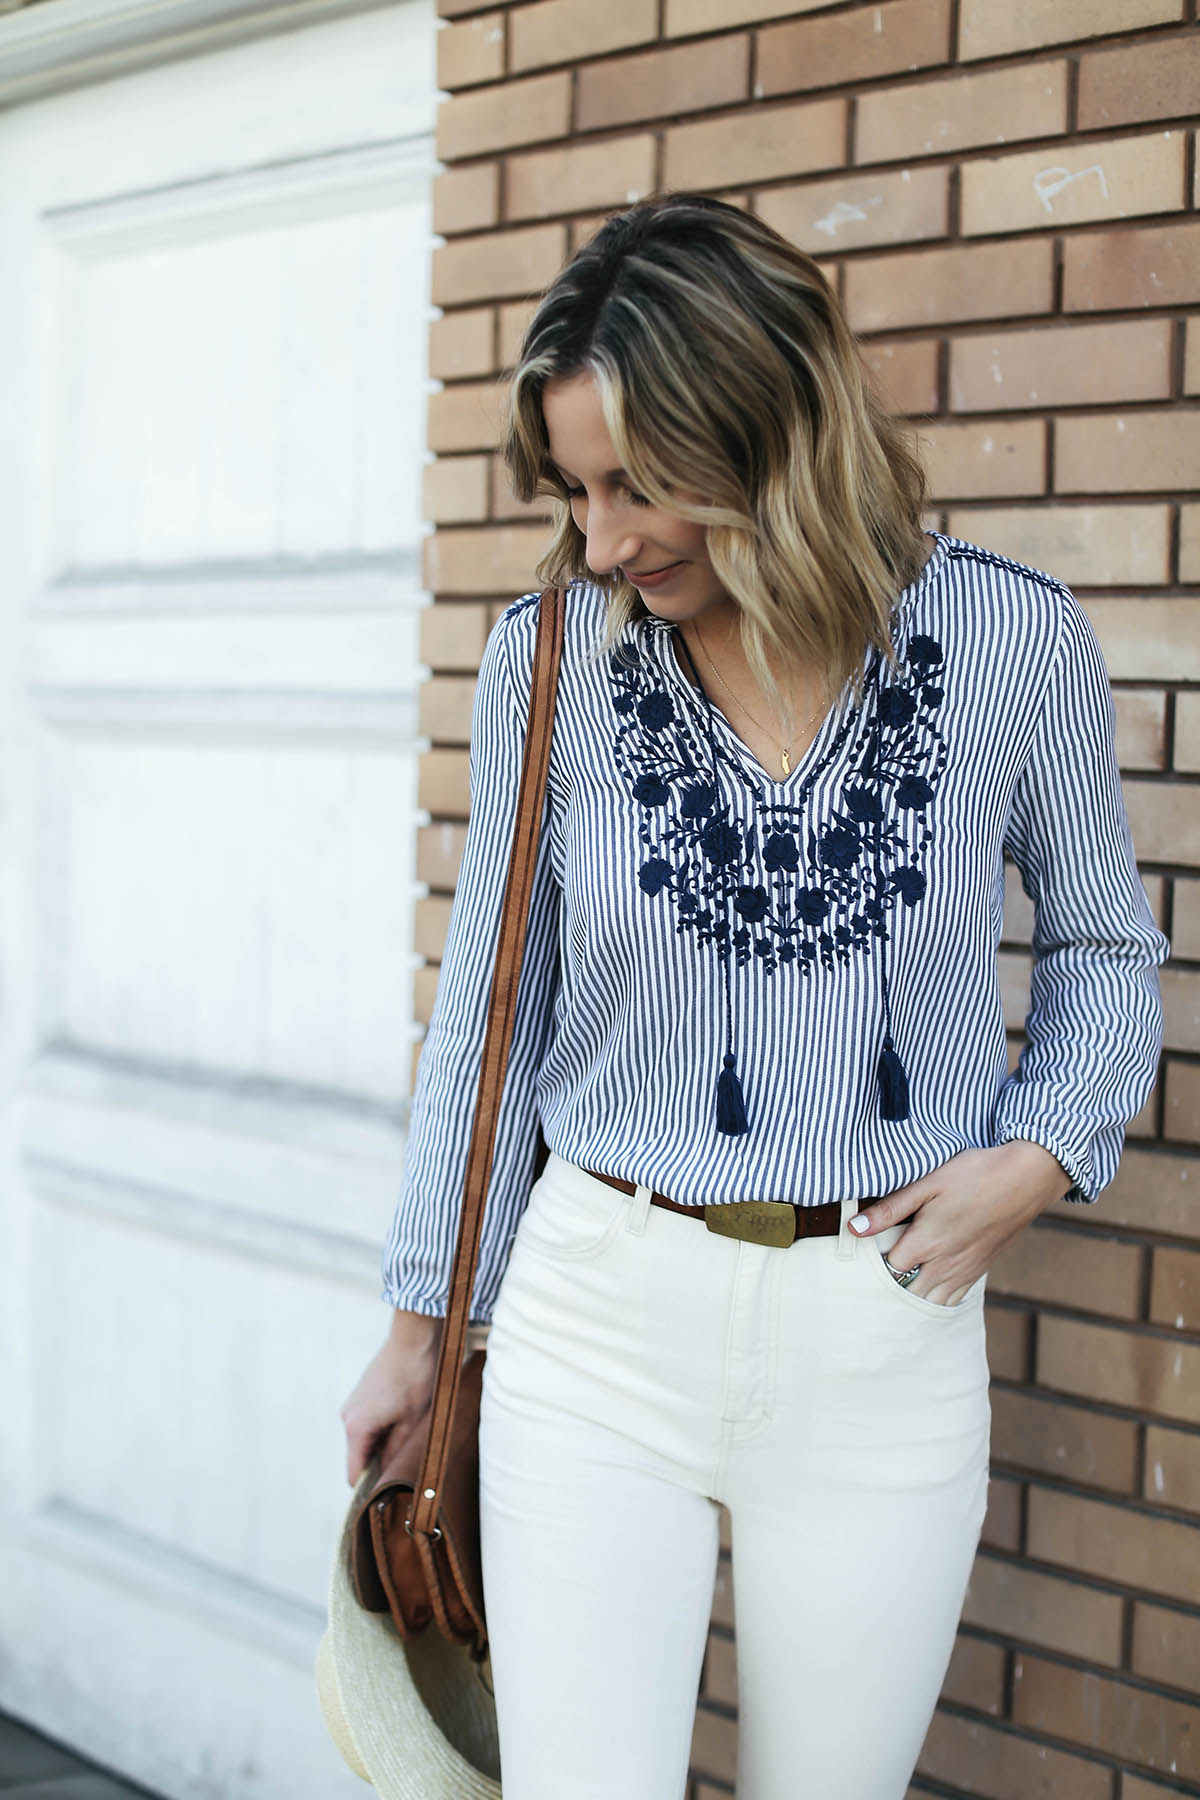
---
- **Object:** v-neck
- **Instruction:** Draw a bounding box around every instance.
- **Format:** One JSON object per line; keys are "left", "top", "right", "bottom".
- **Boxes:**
{"left": 637, "top": 533, "right": 949, "bottom": 798}
{"left": 661, "top": 628, "right": 846, "bottom": 795}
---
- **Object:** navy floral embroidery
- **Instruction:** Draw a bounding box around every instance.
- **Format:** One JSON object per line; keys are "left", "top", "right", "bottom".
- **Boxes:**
{"left": 608, "top": 625, "right": 947, "bottom": 977}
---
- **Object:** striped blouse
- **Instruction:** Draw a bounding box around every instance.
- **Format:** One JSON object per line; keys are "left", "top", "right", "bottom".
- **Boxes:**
{"left": 381, "top": 533, "right": 1169, "bottom": 1323}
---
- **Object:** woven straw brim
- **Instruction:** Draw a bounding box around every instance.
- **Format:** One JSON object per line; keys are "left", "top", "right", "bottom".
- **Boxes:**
{"left": 318, "top": 1466, "right": 502, "bottom": 1799}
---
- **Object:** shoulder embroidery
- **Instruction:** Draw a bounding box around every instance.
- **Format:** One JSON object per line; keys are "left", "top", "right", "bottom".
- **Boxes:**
{"left": 609, "top": 628, "right": 947, "bottom": 977}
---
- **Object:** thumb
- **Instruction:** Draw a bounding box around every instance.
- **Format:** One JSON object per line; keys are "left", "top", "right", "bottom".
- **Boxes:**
{"left": 847, "top": 1184, "right": 920, "bottom": 1237}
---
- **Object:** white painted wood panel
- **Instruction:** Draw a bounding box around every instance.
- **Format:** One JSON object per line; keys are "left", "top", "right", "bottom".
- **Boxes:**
{"left": 0, "top": 4, "right": 437, "bottom": 1793}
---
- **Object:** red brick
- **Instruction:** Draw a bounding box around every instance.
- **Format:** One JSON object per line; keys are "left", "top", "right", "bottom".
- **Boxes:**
{"left": 920, "top": 420, "right": 1046, "bottom": 501}
{"left": 1028, "top": 1486, "right": 1200, "bottom": 1604}
{"left": 1056, "top": 411, "right": 1200, "bottom": 496}
{"left": 424, "top": 524, "right": 550, "bottom": 595}
{"left": 1151, "top": 1244, "right": 1200, "bottom": 1331}
{"left": 988, "top": 1222, "right": 1142, "bottom": 1317}
{"left": 427, "top": 378, "right": 509, "bottom": 453}
{"left": 1123, "top": 1777, "right": 1196, "bottom": 1800}
{"left": 1079, "top": 31, "right": 1200, "bottom": 128}
{"left": 424, "top": 455, "right": 490, "bottom": 524}
{"left": 1163, "top": 1056, "right": 1200, "bottom": 1143}
{"left": 985, "top": 1304, "right": 1028, "bottom": 1382}
{"left": 437, "top": 11, "right": 505, "bottom": 90}
{"left": 963, "top": 1552, "right": 1124, "bottom": 1663}
{"left": 509, "top": 0, "right": 657, "bottom": 74}
{"left": 1048, "top": 1147, "right": 1199, "bottom": 1241}
{"left": 1123, "top": 780, "right": 1200, "bottom": 869}
{"left": 690, "top": 1707, "right": 737, "bottom": 1788}
{"left": 432, "top": 224, "right": 566, "bottom": 306}
{"left": 663, "top": 97, "right": 845, "bottom": 191}
{"left": 959, "top": 0, "right": 1182, "bottom": 61}
{"left": 701, "top": 1633, "right": 736, "bottom": 1707}
{"left": 437, "top": 71, "right": 571, "bottom": 160}
{"left": 419, "top": 748, "right": 470, "bottom": 816}
{"left": 1133, "top": 1600, "right": 1200, "bottom": 1692}
{"left": 917, "top": 1707, "right": 1111, "bottom": 1799}
{"left": 1173, "top": 879, "right": 1200, "bottom": 959}
{"left": 1162, "top": 965, "right": 1200, "bottom": 1053}
{"left": 756, "top": 165, "right": 948, "bottom": 256}
{"left": 1114, "top": 690, "right": 1167, "bottom": 771}
{"left": 434, "top": 162, "right": 501, "bottom": 235}
{"left": 861, "top": 338, "right": 940, "bottom": 417}
{"left": 982, "top": 1475, "right": 1024, "bottom": 1552}
{"left": 416, "top": 819, "right": 469, "bottom": 886}
{"left": 961, "top": 131, "right": 1186, "bottom": 238}
{"left": 1183, "top": 503, "right": 1200, "bottom": 583}
{"left": 1145, "top": 1423, "right": 1200, "bottom": 1513}
{"left": 1063, "top": 221, "right": 1200, "bottom": 313}
{"left": 945, "top": 504, "right": 1171, "bottom": 588}
{"left": 758, "top": 0, "right": 952, "bottom": 100}
{"left": 414, "top": 894, "right": 453, "bottom": 959}
{"left": 856, "top": 61, "right": 1068, "bottom": 164}
{"left": 429, "top": 307, "right": 496, "bottom": 381}
{"left": 1037, "top": 1314, "right": 1200, "bottom": 1426}
{"left": 845, "top": 240, "right": 1054, "bottom": 333}
{"left": 990, "top": 1388, "right": 1138, "bottom": 1492}
{"left": 666, "top": 0, "right": 828, "bottom": 33}
{"left": 949, "top": 321, "right": 1173, "bottom": 413}
{"left": 1013, "top": 1652, "right": 1200, "bottom": 1783}
{"left": 1186, "top": 318, "right": 1200, "bottom": 396}
{"left": 1084, "top": 599, "right": 1200, "bottom": 683}
{"left": 941, "top": 1633, "right": 1005, "bottom": 1713}
{"left": 419, "top": 602, "right": 490, "bottom": 671}
{"left": 576, "top": 37, "right": 749, "bottom": 133}
{"left": 506, "top": 133, "right": 655, "bottom": 221}
{"left": 497, "top": 299, "right": 539, "bottom": 369}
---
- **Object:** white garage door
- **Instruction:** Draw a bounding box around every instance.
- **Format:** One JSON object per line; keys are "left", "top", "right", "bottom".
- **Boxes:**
{"left": 0, "top": 4, "right": 434, "bottom": 1793}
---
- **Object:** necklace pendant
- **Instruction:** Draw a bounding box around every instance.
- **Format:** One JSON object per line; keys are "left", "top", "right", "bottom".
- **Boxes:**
{"left": 780, "top": 748, "right": 790, "bottom": 775}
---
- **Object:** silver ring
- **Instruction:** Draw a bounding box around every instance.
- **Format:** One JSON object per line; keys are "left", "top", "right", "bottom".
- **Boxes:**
{"left": 882, "top": 1254, "right": 922, "bottom": 1289}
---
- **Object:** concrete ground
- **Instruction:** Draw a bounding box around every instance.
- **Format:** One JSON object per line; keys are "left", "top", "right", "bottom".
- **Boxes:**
{"left": 0, "top": 1714, "right": 160, "bottom": 1798}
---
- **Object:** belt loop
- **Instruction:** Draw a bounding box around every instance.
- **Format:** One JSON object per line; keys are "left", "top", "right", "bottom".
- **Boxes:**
{"left": 836, "top": 1198, "right": 859, "bottom": 1260}
{"left": 626, "top": 1181, "right": 652, "bottom": 1236}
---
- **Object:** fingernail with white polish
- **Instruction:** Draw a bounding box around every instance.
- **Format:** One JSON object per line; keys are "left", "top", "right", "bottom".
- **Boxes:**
{"left": 848, "top": 1215, "right": 871, "bottom": 1235}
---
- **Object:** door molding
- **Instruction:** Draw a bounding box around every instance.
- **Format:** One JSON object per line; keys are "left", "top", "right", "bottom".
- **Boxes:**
{"left": 0, "top": 0, "right": 396, "bottom": 107}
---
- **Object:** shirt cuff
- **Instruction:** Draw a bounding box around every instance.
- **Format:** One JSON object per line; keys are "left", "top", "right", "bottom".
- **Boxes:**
{"left": 991, "top": 1123, "right": 1095, "bottom": 1205}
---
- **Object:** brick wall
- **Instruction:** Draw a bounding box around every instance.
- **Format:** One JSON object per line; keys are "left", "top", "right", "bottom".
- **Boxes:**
{"left": 421, "top": 2, "right": 1200, "bottom": 1793}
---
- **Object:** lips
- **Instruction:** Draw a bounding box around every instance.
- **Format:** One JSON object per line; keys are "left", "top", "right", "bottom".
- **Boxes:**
{"left": 625, "top": 562, "right": 681, "bottom": 579}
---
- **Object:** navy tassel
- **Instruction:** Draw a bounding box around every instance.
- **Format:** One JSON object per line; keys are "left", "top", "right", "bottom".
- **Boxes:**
{"left": 716, "top": 1051, "right": 750, "bottom": 1135}
{"left": 877, "top": 1034, "right": 910, "bottom": 1121}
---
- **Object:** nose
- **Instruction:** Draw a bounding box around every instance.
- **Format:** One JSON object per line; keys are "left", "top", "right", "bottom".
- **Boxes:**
{"left": 582, "top": 500, "right": 642, "bottom": 577}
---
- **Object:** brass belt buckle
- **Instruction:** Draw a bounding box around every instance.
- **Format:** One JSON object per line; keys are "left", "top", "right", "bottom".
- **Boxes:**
{"left": 703, "top": 1200, "right": 796, "bottom": 1248}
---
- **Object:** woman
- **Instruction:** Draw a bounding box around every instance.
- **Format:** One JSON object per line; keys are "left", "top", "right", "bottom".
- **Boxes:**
{"left": 341, "top": 194, "right": 1168, "bottom": 1799}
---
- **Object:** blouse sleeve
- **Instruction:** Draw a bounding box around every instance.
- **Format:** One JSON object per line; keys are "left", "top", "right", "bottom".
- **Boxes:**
{"left": 380, "top": 599, "right": 562, "bottom": 1322}
{"left": 994, "top": 587, "right": 1170, "bottom": 1203}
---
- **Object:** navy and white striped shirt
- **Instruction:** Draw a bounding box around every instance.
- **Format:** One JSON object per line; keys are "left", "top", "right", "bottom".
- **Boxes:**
{"left": 382, "top": 534, "right": 1169, "bottom": 1323}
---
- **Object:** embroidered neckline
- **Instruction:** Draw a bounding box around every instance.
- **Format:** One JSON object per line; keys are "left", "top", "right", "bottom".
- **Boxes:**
{"left": 607, "top": 566, "right": 948, "bottom": 982}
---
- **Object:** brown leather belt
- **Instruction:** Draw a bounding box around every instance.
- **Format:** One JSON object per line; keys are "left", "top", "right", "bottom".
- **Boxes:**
{"left": 583, "top": 1166, "right": 858, "bottom": 1248}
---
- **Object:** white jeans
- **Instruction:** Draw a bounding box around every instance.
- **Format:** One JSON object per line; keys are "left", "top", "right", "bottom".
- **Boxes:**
{"left": 479, "top": 1152, "right": 991, "bottom": 1800}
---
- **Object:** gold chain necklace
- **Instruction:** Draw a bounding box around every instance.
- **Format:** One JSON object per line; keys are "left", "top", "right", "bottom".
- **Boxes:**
{"left": 692, "top": 617, "right": 830, "bottom": 776}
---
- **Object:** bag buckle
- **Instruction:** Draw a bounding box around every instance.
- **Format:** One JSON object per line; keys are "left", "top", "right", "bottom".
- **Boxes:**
{"left": 703, "top": 1200, "right": 796, "bottom": 1248}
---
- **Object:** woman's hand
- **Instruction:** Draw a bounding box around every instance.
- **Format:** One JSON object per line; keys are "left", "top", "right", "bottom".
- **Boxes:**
{"left": 340, "top": 1309, "right": 444, "bottom": 1486}
{"left": 847, "top": 1140, "right": 1074, "bottom": 1306}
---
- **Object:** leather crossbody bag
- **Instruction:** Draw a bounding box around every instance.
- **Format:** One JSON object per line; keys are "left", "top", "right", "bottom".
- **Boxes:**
{"left": 348, "top": 585, "right": 565, "bottom": 1660}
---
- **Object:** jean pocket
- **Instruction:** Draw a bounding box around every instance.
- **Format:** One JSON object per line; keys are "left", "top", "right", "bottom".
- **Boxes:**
{"left": 864, "top": 1227, "right": 987, "bottom": 1320}
{"left": 515, "top": 1169, "right": 630, "bottom": 1263}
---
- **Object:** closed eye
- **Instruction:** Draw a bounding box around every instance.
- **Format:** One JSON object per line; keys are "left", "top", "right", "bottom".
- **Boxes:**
{"left": 563, "top": 481, "right": 651, "bottom": 508}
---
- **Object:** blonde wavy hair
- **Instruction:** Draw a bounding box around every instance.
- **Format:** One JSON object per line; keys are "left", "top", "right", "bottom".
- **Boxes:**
{"left": 502, "top": 192, "right": 929, "bottom": 714}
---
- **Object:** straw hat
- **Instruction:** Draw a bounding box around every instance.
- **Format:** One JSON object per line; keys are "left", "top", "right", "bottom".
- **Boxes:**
{"left": 316, "top": 1463, "right": 502, "bottom": 1797}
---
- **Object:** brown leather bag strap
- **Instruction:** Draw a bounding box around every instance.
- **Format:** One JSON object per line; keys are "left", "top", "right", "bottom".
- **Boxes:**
{"left": 408, "top": 585, "right": 565, "bottom": 1541}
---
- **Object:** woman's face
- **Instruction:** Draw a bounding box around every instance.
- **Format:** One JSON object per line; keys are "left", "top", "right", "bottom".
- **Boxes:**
{"left": 541, "top": 372, "right": 731, "bottom": 624}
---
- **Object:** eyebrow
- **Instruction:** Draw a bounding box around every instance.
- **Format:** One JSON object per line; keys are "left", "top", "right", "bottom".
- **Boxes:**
{"left": 549, "top": 463, "right": 632, "bottom": 485}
